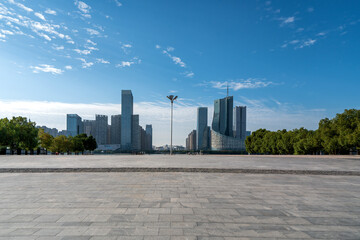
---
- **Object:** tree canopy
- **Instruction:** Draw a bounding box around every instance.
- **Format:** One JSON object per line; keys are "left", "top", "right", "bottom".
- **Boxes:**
{"left": 246, "top": 109, "right": 360, "bottom": 155}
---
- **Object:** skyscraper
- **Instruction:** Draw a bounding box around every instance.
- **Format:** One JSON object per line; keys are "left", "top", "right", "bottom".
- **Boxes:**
{"left": 121, "top": 90, "right": 133, "bottom": 150}
{"left": 197, "top": 107, "right": 209, "bottom": 150}
{"left": 212, "top": 96, "right": 233, "bottom": 136}
{"left": 131, "top": 114, "right": 140, "bottom": 151}
{"left": 83, "top": 119, "right": 95, "bottom": 137}
{"left": 233, "top": 106, "right": 246, "bottom": 140}
{"left": 110, "top": 114, "right": 121, "bottom": 144}
{"left": 66, "top": 114, "right": 83, "bottom": 137}
{"left": 95, "top": 115, "right": 108, "bottom": 145}
{"left": 145, "top": 124, "right": 153, "bottom": 150}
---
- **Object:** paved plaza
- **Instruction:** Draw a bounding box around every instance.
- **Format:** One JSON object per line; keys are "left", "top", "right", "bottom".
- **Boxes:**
{"left": 0, "top": 155, "right": 359, "bottom": 239}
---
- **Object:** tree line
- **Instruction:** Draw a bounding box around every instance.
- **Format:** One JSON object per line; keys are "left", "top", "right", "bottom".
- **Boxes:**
{"left": 245, "top": 109, "right": 360, "bottom": 155}
{"left": 0, "top": 116, "right": 97, "bottom": 154}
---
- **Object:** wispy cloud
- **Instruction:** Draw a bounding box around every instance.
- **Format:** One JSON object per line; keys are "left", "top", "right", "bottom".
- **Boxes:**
{"left": 34, "top": 12, "right": 46, "bottom": 21}
{"left": 78, "top": 58, "right": 93, "bottom": 68}
{"left": 74, "top": 0, "right": 91, "bottom": 18}
{"left": 162, "top": 50, "right": 186, "bottom": 68}
{"left": 8, "top": 0, "right": 33, "bottom": 12}
{"left": 297, "top": 39, "right": 316, "bottom": 49}
{"left": 85, "top": 28, "right": 99, "bottom": 35}
{"left": 184, "top": 71, "right": 194, "bottom": 78}
{"left": 45, "top": 8, "right": 56, "bottom": 15}
{"left": 65, "top": 65, "right": 72, "bottom": 70}
{"left": 114, "top": 0, "right": 122, "bottom": 7}
{"left": 74, "top": 49, "right": 91, "bottom": 55}
{"left": 53, "top": 45, "right": 64, "bottom": 50}
{"left": 280, "top": 16, "right": 295, "bottom": 26}
{"left": 96, "top": 58, "right": 110, "bottom": 64}
{"left": 87, "top": 39, "right": 96, "bottom": 45}
{"left": 31, "top": 64, "right": 63, "bottom": 74}
{"left": 210, "top": 79, "right": 274, "bottom": 90}
{"left": 116, "top": 61, "right": 134, "bottom": 68}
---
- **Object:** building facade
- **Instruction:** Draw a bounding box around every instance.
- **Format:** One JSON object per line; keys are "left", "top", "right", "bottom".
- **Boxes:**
{"left": 110, "top": 114, "right": 121, "bottom": 144}
{"left": 197, "top": 107, "right": 209, "bottom": 150}
{"left": 66, "top": 114, "right": 83, "bottom": 137}
{"left": 145, "top": 124, "right": 153, "bottom": 150}
{"left": 233, "top": 106, "right": 246, "bottom": 140}
{"left": 131, "top": 114, "right": 140, "bottom": 151}
{"left": 211, "top": 96, "right": 245, "bottom": 151}
{"left": 121, "top": 90, "right": 133, "bottom": 150}
{"left": 186, "top": 130, "right": 197, "bottom": 151}
{"left": 95, "top": 115, "right": 108, "bottom": 145}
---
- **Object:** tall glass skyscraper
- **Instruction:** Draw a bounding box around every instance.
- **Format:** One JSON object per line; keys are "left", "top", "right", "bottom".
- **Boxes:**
{"left": 212, "top": 96, "right": 233, "bottom": 136}
{"left": 121, "top": 90, "right": 133, "bottom": 150}
{"left": 66, "top": 114, "right": 83, "bottom": 137}
{"left": 233, "top": 106, "right": 246, "bottom": 140}
{"left": 197, "top": 107, "right": 208, "bottom": 150}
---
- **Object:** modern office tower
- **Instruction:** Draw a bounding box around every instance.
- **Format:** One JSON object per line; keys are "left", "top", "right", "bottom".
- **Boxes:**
{"left": 95, "top": 115, "right": 108, "bottom": 145}
{"left": 131, "top": 114, "right": 141, "bottom": 151}
{"left": 66, "top": 114, "right": 83, "bottom": 137}
{"left": 83, "top": 120, "right": 96, "bottom": 137}
{"left": 110, "top": 114, "right": 121, "bottom": 144}
{"left": 186, "top": 130, "right": 196, "bottom": 150}
{"left": 233, "top": 106, "right": 246, "bottom": 140}
{"left": 107, "top": 125, "right": 111, "bottom": 145}
{"left": 211, "top": 96, "right": 245, "bottom": 151}
{"left": 212, "top": 96, "right": 233, "bottom": 136}
{"left": 197, "top": 107, "right": 209, "bottom": 150}
{"left": 145, "top": 124, "right": 153, "bottom": 150}
{"left": 121, "top": 90, "right": 133, "bottom": 150}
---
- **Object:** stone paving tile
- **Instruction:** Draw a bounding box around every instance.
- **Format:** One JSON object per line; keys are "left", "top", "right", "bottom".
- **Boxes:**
{"left": 0, "top": 171, "right": 359, "bottom": 239}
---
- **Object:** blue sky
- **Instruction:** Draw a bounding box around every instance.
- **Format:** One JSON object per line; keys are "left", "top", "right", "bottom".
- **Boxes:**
{"left": 0, "top": 0, "right": 359, "bottom": 145}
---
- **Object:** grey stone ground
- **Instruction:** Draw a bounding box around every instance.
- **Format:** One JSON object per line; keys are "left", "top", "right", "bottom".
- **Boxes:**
{"left": 0, "top": 155, "right": 360, "bottom": 239}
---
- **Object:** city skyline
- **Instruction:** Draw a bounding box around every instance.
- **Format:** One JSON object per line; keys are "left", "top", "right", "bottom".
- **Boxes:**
{"left": 1, "top": 0, "right": 360, "bottom": 145}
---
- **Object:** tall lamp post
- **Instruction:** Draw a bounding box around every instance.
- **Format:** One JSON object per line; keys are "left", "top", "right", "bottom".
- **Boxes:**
{"left": 167, "top": 95, "right": 178, "bottom": 155}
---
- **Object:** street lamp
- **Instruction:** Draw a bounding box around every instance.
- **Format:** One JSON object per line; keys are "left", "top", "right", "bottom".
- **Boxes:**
{"left": 167, "top": 95, "right": 178, "bottom": 155}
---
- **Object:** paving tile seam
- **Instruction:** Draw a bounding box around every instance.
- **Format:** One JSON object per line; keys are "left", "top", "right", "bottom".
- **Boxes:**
{"left": 0, "top": 168, "right": 360, "bottom": 176}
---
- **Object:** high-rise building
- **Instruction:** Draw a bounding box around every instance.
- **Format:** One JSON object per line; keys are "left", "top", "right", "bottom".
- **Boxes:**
{"left": 197, "top": 107, "right": 209, "bottom": 150}
{"left": 121, "top": 90, "right": 133, "bottom": 150}
{"left": 95, "top": 115, "right": 108, "bottom": 145}
{"left": 233, "top": 106, "right": 246, "bottom": 140}
{"left": 66, "top": 114, "right": 83, "bottom": 137}
{"left": 131, "top": 114, "right": 140, "bottom": 151}
{"left": 211, "top": 96, "right": 245, "bottom": 151}
{"left": 37, "top": 126, "right": 58, "bottom": 137}
{"left": 212, "top": 96, "right": 233, "bottom": 136}
{"left": 186, "top": 130, "right": 196, "bottom": 150}
{"left": 145, "top": 124, "right": 153, "bottom": 150}
{"left": 83, "top": 120, "right": 95, "bottom": 137}
{"left": 110, "top": 114, "right": 121, "bottom": 144}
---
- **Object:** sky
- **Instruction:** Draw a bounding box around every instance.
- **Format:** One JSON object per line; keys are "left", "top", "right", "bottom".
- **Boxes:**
{"left": 0, "top": 0, "right": 359, "bottom": 146}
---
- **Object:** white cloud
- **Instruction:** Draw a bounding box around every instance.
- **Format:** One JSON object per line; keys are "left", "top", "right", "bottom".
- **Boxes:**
{"left": 162, "top": 50, "right": 186, "bottom": 68}
{"left": 74, "top": 49, "right": 91, "bottom": 55}
{"left": 87, "top": 39, "right": 96, "bottom": 45}
{"left": 85, "top": 28, "right": 99, "bottom": 35}
{"left": 297, "top": 39, "right": 316, "bottom": 49}
{"left": 114, "top": 0, "right": 122, "bottom": 7}
{"left": 96, "top": 58, "right": 110, "bottom": 64}
{"left": 65, "top": 65, "right": 72, "bottom": 70}
{"left": 8, "top": 0, "right": 33, "bottom": 12}
{"left": 0, "top": 29, "right": 14, "bottom": 35}
{"left": 74, "top": 0, "right": 91, "bottom": 18}
{"left": 38, "top": 32, "right": 51, "bottom": 41}
{"left": 155, "top": 44, "right": 161, "bottom": 49}
{"left": 122, "top": 43, "right": 132, "bottom": 48}
{"left": 184, "top": 71, "right": 194, "bottom": 78}
{"left": 31, "top": 64, "right": 63, "bottom": 74}
{"left": 53, "top": 45, "right": 64, "bottom": 50}
{"left": 67, "top": 40, "right": 75, "bottom": 44}
{"left": 166, "top": 46, "right": 174, "bottom": 52}
{"left": 45, "top": 8, "right": 56, "bottom": 15}
{"left": 280, "top": 16, "right": 295, "bottom": 26}
{"left": 34, "top": 12, "right": 46, "bottom": 21}
{"left": 0, "top": 33, "right": 6, "bottom": 38}
{"left": 210, "top": 79, "right": 274, "bottom": 91}
{"left": 317, "top": 32, "right": 326, "bottom": 36}
{"left": 78, "top": 58, "right": 93, "bottom": 68}
{"left": 116, "top": 61, "right": 134, "bottom": 68}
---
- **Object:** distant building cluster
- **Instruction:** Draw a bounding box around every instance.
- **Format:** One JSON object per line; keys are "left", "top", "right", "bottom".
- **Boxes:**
{"left": 39, "top": 90, "right": 152, "bottom": 151}
{"left": 186, "top": 95, "right": 249, "bottom": 151}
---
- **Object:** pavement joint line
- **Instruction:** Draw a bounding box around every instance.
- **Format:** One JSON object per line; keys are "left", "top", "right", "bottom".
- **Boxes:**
{"left": 0, "top": 168, "right": 360, "bottom": 175}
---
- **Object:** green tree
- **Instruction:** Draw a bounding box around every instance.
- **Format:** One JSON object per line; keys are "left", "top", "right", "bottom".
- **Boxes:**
{"left": 84, "top": 135, "right": 97, "bottom": 152}
{"left": 38, "top": 128, "right": 54, "bottom": 153}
